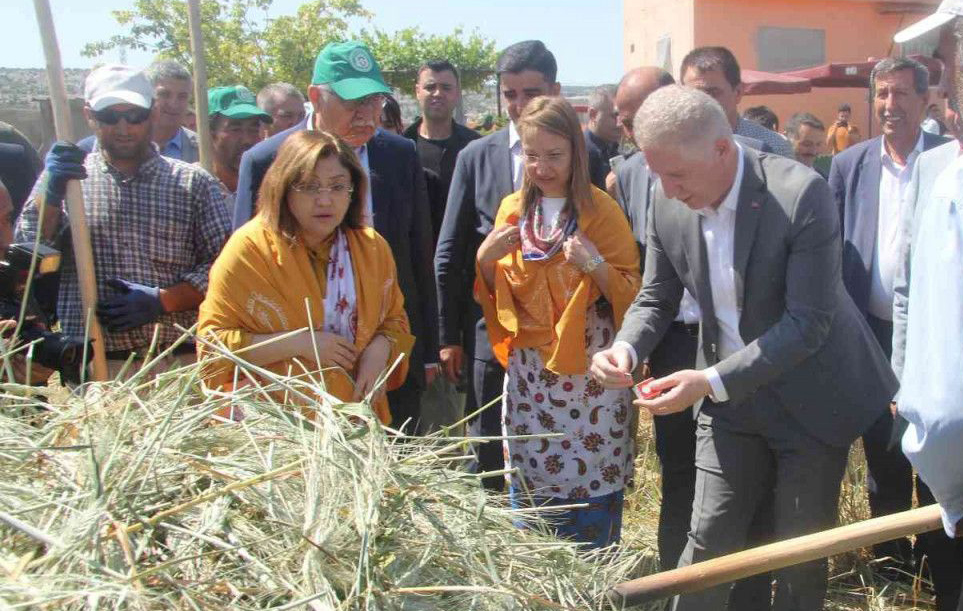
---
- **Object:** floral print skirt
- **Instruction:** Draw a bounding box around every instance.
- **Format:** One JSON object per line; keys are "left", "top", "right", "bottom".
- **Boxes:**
{"left": 502, "top": 301, "right": 635, "bottom": 501}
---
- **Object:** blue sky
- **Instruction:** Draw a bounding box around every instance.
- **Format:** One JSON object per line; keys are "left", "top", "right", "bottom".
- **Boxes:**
{"left": 3, "top": 0, "right": 623, "bottom": 85}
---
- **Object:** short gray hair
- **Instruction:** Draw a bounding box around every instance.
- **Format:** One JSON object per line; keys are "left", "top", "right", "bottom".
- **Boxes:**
{"left": 588, "top": 86, "right": 615, "bottom": 111}
{"left": 633, "top": 85, "right": 732, "bottom": 152}
{"left": 257, "top": 82, "right": 305, "bottom": 111}
{"left": 870, "top": 57, "right": 929, "bottom": 95}
{"left": 144, "top": 59, "right": 192, "bottom": 86}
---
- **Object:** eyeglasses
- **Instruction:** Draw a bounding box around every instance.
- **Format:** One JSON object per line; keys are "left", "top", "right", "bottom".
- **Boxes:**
{"left": 340, "top": 94, "right": 387, "bottom": 112}
{"left": 91, "top": 106, "right": 153, "bottom": 125}
{"left": 291, "top": 182, "right": 354, "bottom": 198}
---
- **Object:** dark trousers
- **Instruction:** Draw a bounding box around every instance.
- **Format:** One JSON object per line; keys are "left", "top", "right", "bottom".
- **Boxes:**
{"left": 673, "top": 393, "right": 849, "bottom": 611}
{"left": 469, "top": 357, "right": 506, "bottom": 491}
{"left": 388, "top": 380, "right": 423, "bottom": 435}
{"left": 863, "top": 315, "right": 915, "bottom": 564}
{"left": 649, "top": 322, "right": 698, "bottom": 570}
{"left": 917, "top": 479, "right": 963, "bottom": 611}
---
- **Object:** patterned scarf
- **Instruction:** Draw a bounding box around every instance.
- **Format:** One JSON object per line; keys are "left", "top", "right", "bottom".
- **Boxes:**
{"left": 322, "top": 229, "right": 358, "bottom": 342}
{"left": 519, "top": 197, "right": 577, "bottom": 261}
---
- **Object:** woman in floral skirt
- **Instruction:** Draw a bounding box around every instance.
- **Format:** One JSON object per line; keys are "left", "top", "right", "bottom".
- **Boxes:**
{"left": 475, "top": 96, "right": 642, "bottom": 548}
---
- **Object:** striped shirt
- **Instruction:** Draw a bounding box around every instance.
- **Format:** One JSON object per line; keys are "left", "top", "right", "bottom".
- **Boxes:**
{"left": 737, "top": 117, "right": 795, "bottom": 158}
{"left": 16, "top": 147, "right": 231, "bottom": 352}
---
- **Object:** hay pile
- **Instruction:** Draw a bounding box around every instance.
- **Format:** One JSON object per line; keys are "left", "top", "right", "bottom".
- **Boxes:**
{"left": 0, "top": 345, "right": 647, "bottom": 610}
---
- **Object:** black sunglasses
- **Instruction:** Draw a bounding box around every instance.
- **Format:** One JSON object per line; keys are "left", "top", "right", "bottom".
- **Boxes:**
{"left": 92, "top": 106, "right": 153, "bottom": 125}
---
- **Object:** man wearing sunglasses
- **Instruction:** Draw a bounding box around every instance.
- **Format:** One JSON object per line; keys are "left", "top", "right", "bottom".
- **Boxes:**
{"left": 15, "top": 64, "right": 231, "bottom": 377}
{"left": 233, "top": 41, "right": 438, "bottom": 434}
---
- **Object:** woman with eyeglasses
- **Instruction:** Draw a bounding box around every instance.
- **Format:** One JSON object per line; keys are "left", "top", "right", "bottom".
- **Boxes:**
{"left": 475, "top": 96, "right": 642, "bottom": 549}
{"left": 198, "top": 130, "right": 413, "bottom": 424}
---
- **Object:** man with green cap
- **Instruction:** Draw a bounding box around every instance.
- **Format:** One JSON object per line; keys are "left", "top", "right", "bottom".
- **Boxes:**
{"left": 232, "top": 41, "right": 438, "bottom": 434}
{"left": 207, "top": 85, "right": 270, "bottom": 207}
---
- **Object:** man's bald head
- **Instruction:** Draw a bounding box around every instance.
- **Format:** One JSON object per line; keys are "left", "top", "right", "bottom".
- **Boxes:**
{"left": 615, "top": 67, "right": 675, "bottom": 144}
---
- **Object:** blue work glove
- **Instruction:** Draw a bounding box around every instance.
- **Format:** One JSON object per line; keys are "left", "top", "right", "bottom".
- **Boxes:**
{"left": 42, "top": 141, "right": 87, "bottom": 208}
{"left": 96, "top": 278, "right": 165, "bottom": 332}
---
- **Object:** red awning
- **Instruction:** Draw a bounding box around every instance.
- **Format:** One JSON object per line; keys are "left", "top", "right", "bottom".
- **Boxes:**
{"left": 741, "top": 69, "right": 812, "bottom": 95}
{"left": 783, "top": 55, "right": 942, "bottom": 88}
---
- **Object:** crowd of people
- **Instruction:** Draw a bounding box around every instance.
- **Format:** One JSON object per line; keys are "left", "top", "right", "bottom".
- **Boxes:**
{"left": 1, "top": 1, "right": 962, "bottom": 609}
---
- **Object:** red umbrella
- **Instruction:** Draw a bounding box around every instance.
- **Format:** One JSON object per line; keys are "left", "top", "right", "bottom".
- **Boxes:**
{"left": 742, "top": 69, "right": 812, "bottom": 95}
{"left": 783, "top": 54, "right": 942, "bottom": 88}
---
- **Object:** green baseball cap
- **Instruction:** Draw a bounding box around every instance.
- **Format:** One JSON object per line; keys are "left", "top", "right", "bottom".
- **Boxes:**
{"left": 311, "top": 41, "right": 391, "bottom": 100}
{"left": 208, "top": 85, "right": 272, "bottom": 122}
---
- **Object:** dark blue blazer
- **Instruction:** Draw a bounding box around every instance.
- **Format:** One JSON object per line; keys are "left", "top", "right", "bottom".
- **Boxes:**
{"left": 828, "top": 132, "right": 949, "bottom": 316}
{"left": 233, "top": 120, "right": 439, "bottom": 384}
{"left": 434, "top": 128, "right": 514, "bottom": 362}
{"left": 584, "top": 129, "right": 617, "bottom": 190}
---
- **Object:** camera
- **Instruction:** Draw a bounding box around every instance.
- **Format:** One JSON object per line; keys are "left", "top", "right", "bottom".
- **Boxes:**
{"left": 0, "top": 242, "right": 89, "bottom": 384}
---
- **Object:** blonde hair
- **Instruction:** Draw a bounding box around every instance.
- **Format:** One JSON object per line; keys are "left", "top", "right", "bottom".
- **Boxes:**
{"left": 256, "top": 130, "right": 367, "bottom": 241}
{"left": 516, "top": 96, "right": 594, "bottom": 217}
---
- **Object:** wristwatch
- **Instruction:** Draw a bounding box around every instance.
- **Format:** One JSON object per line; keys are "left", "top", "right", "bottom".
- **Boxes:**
{"left": 582, "top": 254, "right": 605, "bottom": 273}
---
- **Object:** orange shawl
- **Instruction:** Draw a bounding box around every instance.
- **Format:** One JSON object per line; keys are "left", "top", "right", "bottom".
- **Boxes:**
{"left": 475, "top": 187, "right": 642, "bottom": 375}
{"left": 197, "top": 219, "right": 413, "bottom": 424}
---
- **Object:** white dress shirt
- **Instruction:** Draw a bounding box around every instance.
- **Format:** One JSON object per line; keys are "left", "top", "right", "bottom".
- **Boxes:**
{"left": 509, "top": 122, "right": 525, "bottom": 190}
{"left": 868, "top": 133, "right": 924, "bottom": 320}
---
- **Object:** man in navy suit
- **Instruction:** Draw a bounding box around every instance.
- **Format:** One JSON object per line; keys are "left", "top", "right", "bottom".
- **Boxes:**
{"left": 829, "top": 56, "right": 950, "bottom": 577}
{"left": 434, "top": 40, "right": 560, "bottom": 490}
{"left": 584, "top": 86, "right": 620, "bottom": 190}
{"left": 232, "top": 41, "right": 438, "bottom": 433}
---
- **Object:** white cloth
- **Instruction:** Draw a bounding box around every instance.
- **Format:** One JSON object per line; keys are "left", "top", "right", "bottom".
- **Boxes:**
{"left": 322, "top": 229, "right": 358, "bottom": 343}
{"left": 899, "top": 152, "right": 963, "bottom": 538}
{"left": 869, "top": 133, "right": 924, "bottom": 320}
{"left": 921, "top": 118, "right": 941, "bottom": 135}
{"left": 509, "top": 121, "right": 524, "bottom": 190}
{"left": 697, "top": 145, "right": 747, "bottom": 402}
{"left": 539, "top": 196, "right": 566, "bottom": 227}
{"left": 677, "top": 291, "right": 701, "bottom": 324}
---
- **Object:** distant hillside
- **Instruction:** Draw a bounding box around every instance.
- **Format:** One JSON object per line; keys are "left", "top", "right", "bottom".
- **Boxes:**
{"left": 0, "top": 68, "right": 87, "bottom": 107}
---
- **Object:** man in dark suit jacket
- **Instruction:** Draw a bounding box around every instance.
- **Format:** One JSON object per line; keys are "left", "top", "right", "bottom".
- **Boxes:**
{"left": 434, "top": 40, "right": 559, "bottom": 490}
{"left": 829, "top": 56, "right": 951, "bottom": 578}
{"left": 584, "top": 86, "right": 620, "bottom": 190}
{"left": 232, "top": 41, "right": 438, "bottom": 433}
{"left": 593, "top": 86, "right": 896, "bottom": 610}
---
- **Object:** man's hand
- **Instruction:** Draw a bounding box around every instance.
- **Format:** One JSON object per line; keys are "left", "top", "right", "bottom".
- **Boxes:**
{"left": 605, "top": 170, "right": 618, "bottom": 198}
{"left": 439, "top": 345, "right": 464, "bottom": 382}
{"left": 635, "top": 369, "right": 711, "bottom": 416}
{"left": 42, "top": 141, "right": 87, "bottom": 208}
{"left": 96, "top": 278, "right": 165, "bottom": 332}
{"left": 425, "top": 363, "right": 439, "bottom": 385}
{"left": 590, "top": 344, "right": 635, "bottom": 388}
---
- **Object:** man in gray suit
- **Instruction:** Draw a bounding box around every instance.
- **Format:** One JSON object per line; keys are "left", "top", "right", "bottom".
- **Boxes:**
{"left": 592, "top": 85, "right": 896, "bottom": 610}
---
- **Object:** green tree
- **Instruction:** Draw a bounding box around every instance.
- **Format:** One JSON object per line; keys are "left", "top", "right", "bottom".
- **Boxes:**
{"left": 358, "top": 27, "right": 497, "bottom": 94}
{"left": 82, "top": 0, "right": 370, "bottom": 93}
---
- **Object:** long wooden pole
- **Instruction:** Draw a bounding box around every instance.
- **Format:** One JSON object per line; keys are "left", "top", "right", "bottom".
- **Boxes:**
{"left": 186, "top": 0, "right": 213, "bottom": 173}
{"left": 610, "top": 504, "right": 943, "bottom": 607}
{"left": 32, "top": 0, "right": 109, "bottom": 382}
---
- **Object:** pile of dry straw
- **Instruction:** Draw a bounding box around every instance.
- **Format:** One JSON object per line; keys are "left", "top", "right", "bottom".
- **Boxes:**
{"left": 0, "top": 335, "right": 647, "bottom": 609}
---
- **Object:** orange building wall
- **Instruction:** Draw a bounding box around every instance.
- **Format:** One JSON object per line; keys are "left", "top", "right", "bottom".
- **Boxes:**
{"left": 624, "top": 0, "right": 938, "bottom": 140}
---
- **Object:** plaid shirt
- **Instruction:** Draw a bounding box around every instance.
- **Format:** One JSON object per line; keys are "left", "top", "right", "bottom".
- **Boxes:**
{"left": 736, "top": 117, "right": 795, "bottom": 159}
{"left": 16, "top": 147, "right": 231, "bottom": 352}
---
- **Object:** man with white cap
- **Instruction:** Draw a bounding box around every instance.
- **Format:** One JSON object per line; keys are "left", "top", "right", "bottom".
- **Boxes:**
{"left": 15, "top": 65, "right": 231, "bottom": 376}
{"left": 892, "top": 3, "right": 963, "bottom": 610}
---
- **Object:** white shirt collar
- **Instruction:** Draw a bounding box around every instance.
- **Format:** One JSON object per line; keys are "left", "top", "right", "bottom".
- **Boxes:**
{"left": 880, "top": 130, "right": 925, "bottom": 166}
{"left": 698, "top": 142, "right": 745, "bottom": 217}
{"left": 509, "top": 121, "right": 521, "bottom": 150}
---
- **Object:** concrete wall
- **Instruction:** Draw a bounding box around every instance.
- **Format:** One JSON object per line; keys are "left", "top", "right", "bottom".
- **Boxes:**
{"left": 624, "top": 0, "right": 939, "bottom": 139}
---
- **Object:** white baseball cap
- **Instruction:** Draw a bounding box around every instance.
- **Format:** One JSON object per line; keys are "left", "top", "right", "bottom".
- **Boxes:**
{"left": 84, "top": 64, "right": 154, "bottom": 112}
{"left": 894, "top": 0, "right": 963, "bottom": 43}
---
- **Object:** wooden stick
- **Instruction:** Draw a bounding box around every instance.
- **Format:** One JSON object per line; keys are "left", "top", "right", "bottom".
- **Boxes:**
{"left": 32, "top": 0, "right": 109, "bottom": 382}
{"left": 187, "top": 0, "right": 214, "bottom": 172}
{"left": 610, "top": 504, "right": 943, "bottom": 606}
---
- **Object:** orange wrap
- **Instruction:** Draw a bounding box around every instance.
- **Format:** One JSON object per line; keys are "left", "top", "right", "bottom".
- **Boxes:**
{"left": 475, "top": 187, "right": 642, "bottom": 375}
{"left": 198, "top": 219, "right": 413, "bottom": 424}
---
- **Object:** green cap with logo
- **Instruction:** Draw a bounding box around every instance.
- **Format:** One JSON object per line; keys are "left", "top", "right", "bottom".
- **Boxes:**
{"left": 311, "top": 41, "right": 392, "bottom": 100}
{"left": 208, "top": 85, "right": 272, "bottom": 122}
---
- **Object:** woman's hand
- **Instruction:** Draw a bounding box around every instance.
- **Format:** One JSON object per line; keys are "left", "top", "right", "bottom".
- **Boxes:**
{"left": 303, "top": 331, "right": 357, "bottom": 371}
{"left": 353, "top": 334, "right": 392, "bottom": 401}
{"left": 563, "top": 231, "right": 601, "bottom": 272}
{"left": 477, "top": 224, "right": 521, "bottom": 266}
